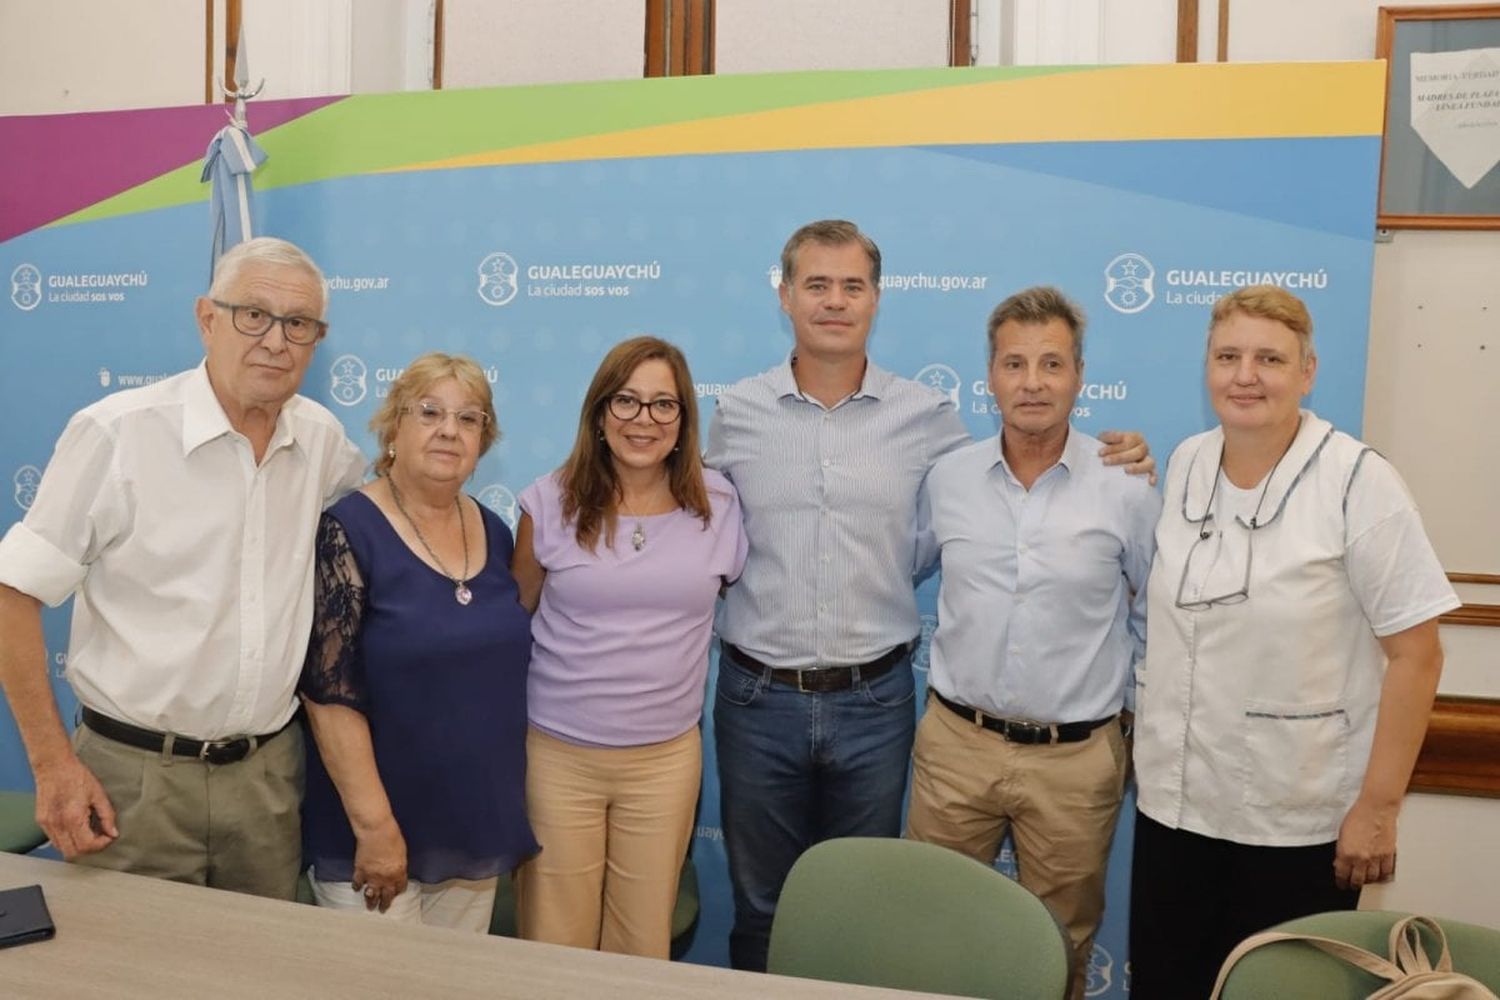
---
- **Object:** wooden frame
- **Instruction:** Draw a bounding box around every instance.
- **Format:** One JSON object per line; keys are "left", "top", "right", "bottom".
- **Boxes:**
{"left": 1412, "top": 697, "right": 1500, "bottom": 797}
{"left": 949, "top": 0, "right": 973, "bottom": 67}
{"left": 1376, "top": 4, "right": 1500, "bottom": 229}
{"left": 646, "top": 0, "right": 713, "bottom": 77}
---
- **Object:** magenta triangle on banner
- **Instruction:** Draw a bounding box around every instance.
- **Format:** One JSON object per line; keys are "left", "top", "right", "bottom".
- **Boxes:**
{"left": 0, "top": 95, "right": 344, "bottom": 245}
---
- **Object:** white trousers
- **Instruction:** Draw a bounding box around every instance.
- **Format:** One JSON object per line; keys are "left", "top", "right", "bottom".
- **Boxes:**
{"left": 310, "top": 868, "right": 498, "bottom": 933}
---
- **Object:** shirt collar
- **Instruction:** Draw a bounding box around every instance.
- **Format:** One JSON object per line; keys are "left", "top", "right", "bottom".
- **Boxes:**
{"left": 989, "top": 423, "right": 1081, "bottom": 480}
{"left": 776, "top": 352, "right": 891, "bottom": 402}
{"left": 182, "top": 360, "right": 301, "bottom": 459}
{"left": 1181, "top": 409, "right": 1334, "bottom": 527}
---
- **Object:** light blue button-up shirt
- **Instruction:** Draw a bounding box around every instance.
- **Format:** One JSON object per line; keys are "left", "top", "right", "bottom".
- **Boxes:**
{"left": 917, "top": 426, "right": 1160, "bottom": 723}
{"left": 705, "top": 356, "right": 970, "bottom": 669}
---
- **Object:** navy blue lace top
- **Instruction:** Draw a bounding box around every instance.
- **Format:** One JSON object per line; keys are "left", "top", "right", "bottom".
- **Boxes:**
{"left": 300, "top": 490, "right": 537, "bottom": 883}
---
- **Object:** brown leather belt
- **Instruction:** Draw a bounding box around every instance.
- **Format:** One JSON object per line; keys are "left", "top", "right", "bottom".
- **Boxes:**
{"left": 932, "top": 689, "right": 1114, "bottom": 745}
{"left": 721, "top": 641, "right": 914, "bottom": 693}
{"left": 82, "top": 706, "right": 293, "bottom": 765}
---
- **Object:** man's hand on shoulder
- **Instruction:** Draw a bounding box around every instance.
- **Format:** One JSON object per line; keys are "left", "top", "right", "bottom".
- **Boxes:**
{"left": 1098, "top": 430, "right": 1157, "bottom": 486}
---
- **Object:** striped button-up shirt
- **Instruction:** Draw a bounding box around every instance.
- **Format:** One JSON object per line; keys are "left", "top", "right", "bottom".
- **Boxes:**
{"left": 705, "top": 356, "right": 970, "bottom": 669}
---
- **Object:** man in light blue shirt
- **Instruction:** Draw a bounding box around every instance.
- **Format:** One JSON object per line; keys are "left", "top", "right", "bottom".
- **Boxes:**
{"left": 907, "top": 286, "right": 1159, "bottom": 1000}
{"left": 706, "top": 225, "right": 1152, "bottom": 973}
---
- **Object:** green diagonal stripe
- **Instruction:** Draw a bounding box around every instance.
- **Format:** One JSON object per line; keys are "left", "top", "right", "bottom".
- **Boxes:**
{"left": 57, "top": 66, "right": 1084, "bottom": 228}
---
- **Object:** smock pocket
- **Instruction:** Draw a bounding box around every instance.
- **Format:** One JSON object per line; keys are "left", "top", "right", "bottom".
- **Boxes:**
{"left": 1240, "top": 699, "right": 1348, "bottom": 814}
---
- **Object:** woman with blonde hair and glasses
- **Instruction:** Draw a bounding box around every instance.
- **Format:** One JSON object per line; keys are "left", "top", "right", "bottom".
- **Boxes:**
{"left": 512, "top": 335, "right": 746, "bottom": 958}
{"left": 300, "top": 351, "right": 537, "bottom": 930}
{"left": 1129, "top": 286, "right": 1459, "bottom": 998}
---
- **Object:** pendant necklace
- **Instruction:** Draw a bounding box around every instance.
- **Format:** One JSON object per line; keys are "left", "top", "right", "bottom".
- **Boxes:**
{"left": 617, "top": 486, "right": 667, "bottom": 552}
{"left": 389, "top": 477, "right": 473, "bottom": 605}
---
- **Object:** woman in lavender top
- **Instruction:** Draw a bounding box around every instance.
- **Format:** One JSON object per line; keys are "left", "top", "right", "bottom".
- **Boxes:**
{"left": 511, "top": 336, "right": 747, "bottom": 958}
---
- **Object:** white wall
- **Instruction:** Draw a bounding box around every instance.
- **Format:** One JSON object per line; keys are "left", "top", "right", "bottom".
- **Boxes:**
{"left": 0, "top": 0, "right": 203, "bottom": 114}
{"left": 717, "top": 0, "right": 950, "bottom": 73}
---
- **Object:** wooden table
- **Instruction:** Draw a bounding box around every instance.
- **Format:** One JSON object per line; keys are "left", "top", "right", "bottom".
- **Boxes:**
{"left": 0, "top": 852, "right": 951, "bottom": 999}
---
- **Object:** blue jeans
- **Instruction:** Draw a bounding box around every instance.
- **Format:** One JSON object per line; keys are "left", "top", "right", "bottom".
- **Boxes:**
{"left": 714, "top": 648, "right": 917, "bottom": 972}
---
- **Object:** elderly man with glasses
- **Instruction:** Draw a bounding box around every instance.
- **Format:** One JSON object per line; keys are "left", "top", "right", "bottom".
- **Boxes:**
{"left": 0, "top": 237, "right": 364, "bottom": 899}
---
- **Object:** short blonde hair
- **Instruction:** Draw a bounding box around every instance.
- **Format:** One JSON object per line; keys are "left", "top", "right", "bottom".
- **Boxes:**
{"left": 1209, "top": 285, "right": 1315, "bottom": 365}
{"left": 370, "top": 353, "right": 499, "bottom": 477}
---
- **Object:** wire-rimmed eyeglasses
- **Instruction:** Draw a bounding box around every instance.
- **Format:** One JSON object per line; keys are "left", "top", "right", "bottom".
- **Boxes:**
{"left": 212, "top": 300, "right": 328, "bottom": 345}
{"left": 404, "top": 401, "right": 489, "bottom": 433}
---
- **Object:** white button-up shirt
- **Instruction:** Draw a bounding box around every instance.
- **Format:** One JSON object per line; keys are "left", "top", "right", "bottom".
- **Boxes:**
{"left": 1134, "top": 412, "right": 1459, "bottom": 846}
{"left": 0, "top": 363, "right": 365, "bottom": 739}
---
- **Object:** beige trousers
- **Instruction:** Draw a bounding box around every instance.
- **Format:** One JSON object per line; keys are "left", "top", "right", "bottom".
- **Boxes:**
{"left": 71, "top": 718, "right": 305, "bottom": 900}
{"left": 905, "top": 695, "right": 1128, "bottom": 1000}
{"left": 515, "top": 726, "right": 700, "bottom": 958}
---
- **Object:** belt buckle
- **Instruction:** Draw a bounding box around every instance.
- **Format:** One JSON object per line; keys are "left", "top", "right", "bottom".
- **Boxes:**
{"left": 797, "top": 670, "right": 810, "bottom": 693}
{"left": 1003, "top": 720, "right": 1049, "bottom": 745}
{"left": 199, "top": 738, "right": 243, "bottom": 764}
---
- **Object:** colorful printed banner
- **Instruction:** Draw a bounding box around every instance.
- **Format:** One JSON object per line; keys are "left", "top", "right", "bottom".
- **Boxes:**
{"left": 0, "top": 63, "right": 1385, "bottom": 992}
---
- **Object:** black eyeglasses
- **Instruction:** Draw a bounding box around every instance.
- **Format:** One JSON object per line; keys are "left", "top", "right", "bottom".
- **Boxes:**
{"left": 212, "top": 300, "right": 328, "bottom": 345}
{"left": 1174, "top": 520, "right": 1255, "bottom": 610}
{"left": 607, "top": 393, "right": 682, "bottom": 424}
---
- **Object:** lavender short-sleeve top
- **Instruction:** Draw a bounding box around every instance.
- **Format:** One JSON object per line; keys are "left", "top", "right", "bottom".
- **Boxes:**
{"left": 520, "top": 469, "right": 747, "bottom": 747}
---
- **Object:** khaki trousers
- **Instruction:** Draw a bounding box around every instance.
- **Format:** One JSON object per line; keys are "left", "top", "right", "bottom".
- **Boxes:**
{"left": 905, "top": 695, "right": 1127, "bottom": 1000}
{"left": 71, "top": 717, "right": 305, "bottom": 900}
{"left": 515, "top": 726, "right": 700, "bottom": 958}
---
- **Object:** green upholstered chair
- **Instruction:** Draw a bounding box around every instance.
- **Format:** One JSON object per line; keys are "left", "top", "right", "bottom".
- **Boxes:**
{"left": 767, "top": 837, "right": 1072, "bottom": 1000}
{"left": 1214, "top": 910, "right": 1500, "bottom": 998}
{"left": 0, "top": 790, "right": 47, "bottom": 854}
{"left": 489, "top": 854, "right": 701, "bottom": 958}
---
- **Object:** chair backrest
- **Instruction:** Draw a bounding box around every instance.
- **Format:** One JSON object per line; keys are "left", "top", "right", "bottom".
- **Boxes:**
{"left": 1214, "top": 910, "right": 1500, "bottom": 999}
{"left": 767, "top": 837, "right": 1072, "bottom": 1000}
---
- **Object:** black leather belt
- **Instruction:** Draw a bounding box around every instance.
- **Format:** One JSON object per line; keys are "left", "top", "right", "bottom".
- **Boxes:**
{"left": 81, "top": 706, "right": 292, "bottom": 765}
{"left": 932, "top": 690, "right": 1114, "bottom": 745}
{"left": 722, "top": 641, "right": 914, "bottom": 693}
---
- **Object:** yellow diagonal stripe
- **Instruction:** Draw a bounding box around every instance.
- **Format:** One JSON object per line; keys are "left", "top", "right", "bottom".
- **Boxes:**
{"left": 387, "top": 62, "right": 1385, "bottom": 174}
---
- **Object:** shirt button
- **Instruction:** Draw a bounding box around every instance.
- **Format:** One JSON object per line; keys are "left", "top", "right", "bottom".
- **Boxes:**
{"left": 821, "top": 459, "right": 831, "bottom": 467}
{"left": 820, "top": 554, "right": 830, "bottom": 563}
{"left": 1016, "top": 593, "right": 1026, "bottom": 604}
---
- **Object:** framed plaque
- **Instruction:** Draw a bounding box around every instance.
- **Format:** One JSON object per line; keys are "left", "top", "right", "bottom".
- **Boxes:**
{"left": 1377, "top": 4, "right": 1500, "bottom": 229}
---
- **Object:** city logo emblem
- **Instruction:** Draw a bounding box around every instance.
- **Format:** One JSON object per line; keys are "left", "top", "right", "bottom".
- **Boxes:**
{"left": 1104, "top": 253, "right": 1155, "bottom": 314}
{"left": 11, "top": 264, "right": 42, "bottom": 311}
{"left": 13, "top": 465, "right": 41, "bottom": 511}
{"left": 914, "top": 363, "right": 962, "bottom": 407}
{"left": 98, "top": 367, "right": 112, "bottom": 388}
{"left": 477, "top": 252, "right": 520, "bottom": 307}
{"left": 767, "top": 264, "right": 783, "bottom": 289}
{"left": 913, "top": 613, "right": 938, "bottom": 674}
{"left": 477, "top": 483, "right": 518, "bottom": 531}
{"left": 329, "top": 354, "right": 368, "bottom": 407}
{"left": 1085, "top": 943, "right": 1115, "bottom": 997}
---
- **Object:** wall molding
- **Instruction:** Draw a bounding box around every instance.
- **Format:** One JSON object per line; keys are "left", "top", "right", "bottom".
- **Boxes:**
{"left": 1449, "top": 572, "right": 1500, "bottom": 586}
{"left": 1412, "top": 697, "right": 1500, "bottom": 798}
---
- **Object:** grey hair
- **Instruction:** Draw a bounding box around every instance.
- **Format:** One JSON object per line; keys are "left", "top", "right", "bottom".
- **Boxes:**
{"left": 208, "top": 237, "right": 328, "bottom": 316}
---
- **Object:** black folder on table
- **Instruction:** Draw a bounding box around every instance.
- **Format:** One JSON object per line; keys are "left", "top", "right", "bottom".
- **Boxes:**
{"left": 0, "top": 884, "right": 55, "bottom": 948}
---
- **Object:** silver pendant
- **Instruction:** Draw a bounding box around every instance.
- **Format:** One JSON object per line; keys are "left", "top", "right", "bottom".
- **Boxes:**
{"left": 455, "top": 583, "right": 473, "bottom": 605}
{"left": 631, "top": 523, "right": 646, "bottom": 552}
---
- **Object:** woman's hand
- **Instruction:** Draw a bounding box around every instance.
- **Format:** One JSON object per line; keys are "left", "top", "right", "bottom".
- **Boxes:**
{"left": 1097, "top": 430, "right": 1157, "bottom": 485}
{"left": 1334, "top": 797, "right": 1398, "bottom": 890}
{"left": 352, "top": 819, "right": 409, "bottom": 912}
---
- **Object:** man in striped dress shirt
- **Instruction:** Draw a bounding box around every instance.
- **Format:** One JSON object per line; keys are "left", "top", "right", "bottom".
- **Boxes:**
{"left": 704, "top": 221, "right": 1150, "bottom": 971}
